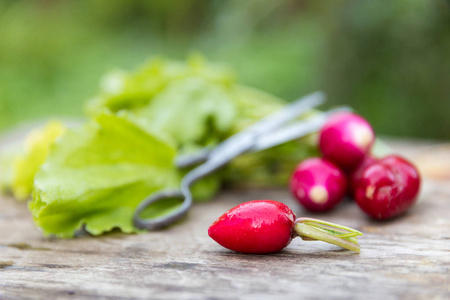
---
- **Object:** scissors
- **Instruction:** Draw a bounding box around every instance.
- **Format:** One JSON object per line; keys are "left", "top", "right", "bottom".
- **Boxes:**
{"left": 133, "top": 91, "right": 349, "bottom": 230}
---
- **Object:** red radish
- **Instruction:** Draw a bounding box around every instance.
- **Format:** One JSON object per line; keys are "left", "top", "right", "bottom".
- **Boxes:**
{"left": 349, "top": 155, "right": 378, "bottom": 192}
{"left": 381, "top": 156, "right": 421, "bottom": 201}
{"left": 290, "top": 158, "right": 347, "bottom": 212}
{"left": 208, "top": 200, "right": 362, "bottom": 254}
{"left": 319, "top": 112, "right": 375, "bottom": 169}
{"left": 354, "top": 155, "right": 421, "bottom": 220}
{"left": 208, "top": 200, "right": 295, "bottom": 253}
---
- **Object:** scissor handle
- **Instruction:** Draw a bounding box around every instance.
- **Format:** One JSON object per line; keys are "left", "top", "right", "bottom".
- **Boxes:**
{"left": 134, "top": 135, "right": 254, "bottom": 230}
{"left": 133, "top": 189, "right": 192, "bottom": 230}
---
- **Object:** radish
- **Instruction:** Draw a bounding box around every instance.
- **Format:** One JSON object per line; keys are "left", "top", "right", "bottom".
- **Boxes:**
{"left": 208, "top": 200, "right": 295, "bottom": 253}
{"left": 349, "top": 155, "right": 378, "bottom": 192}
{"left": 354, "top": 155, "right": 421, "bottom": 220}
{"left": 319, "top": 112, "right": 375, "bottom": 169}
{"left": 208, "top": 200, "right": 362, "bottom": 253}
{"left": 290, "top": 158, "right": 347, "bottom": 212}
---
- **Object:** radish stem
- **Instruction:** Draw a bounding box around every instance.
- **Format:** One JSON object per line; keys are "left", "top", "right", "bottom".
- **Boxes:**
{"left": 294, "top": 218, "right": 362, "bottom": 253}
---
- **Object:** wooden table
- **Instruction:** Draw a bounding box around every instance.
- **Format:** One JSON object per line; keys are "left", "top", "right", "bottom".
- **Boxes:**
{"left": 0, "top": 135, "right": 449, "bottom": 300}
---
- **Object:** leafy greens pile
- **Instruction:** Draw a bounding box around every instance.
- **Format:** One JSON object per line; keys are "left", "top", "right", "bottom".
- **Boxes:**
{"left": 0, "top": 56, "right": 317, "bottom": 238}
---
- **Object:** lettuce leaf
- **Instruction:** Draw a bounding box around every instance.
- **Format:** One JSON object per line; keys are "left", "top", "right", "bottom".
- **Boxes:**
{"left": 131, "top": 77, "right": 236, "bottom": 150}
{"left": 25, "top": 55, "right": 317, "bottom": 238}
{"left": 30, "top": 113, "right": 178, "bottom": 238}
{"left": 11, "top": 121, "right": 65, "bottom": 200}
{"left": 85, "top": 55, "right": 318, "bottom": 192}
{"left": 86, "top": 55, "right": 234, "bottom": 118}
{"left": 0, "top": 144, "right": 18, "bottom": 194}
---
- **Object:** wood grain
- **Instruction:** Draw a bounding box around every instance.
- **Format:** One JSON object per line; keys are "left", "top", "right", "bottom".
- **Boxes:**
{"left": 0, "top": 134, "right": 449, "bottom": 300}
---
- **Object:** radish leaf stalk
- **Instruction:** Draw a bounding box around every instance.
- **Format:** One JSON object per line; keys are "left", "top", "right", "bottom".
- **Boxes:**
{"left": 294, "top": 218, "right": 362, "bottom": 253}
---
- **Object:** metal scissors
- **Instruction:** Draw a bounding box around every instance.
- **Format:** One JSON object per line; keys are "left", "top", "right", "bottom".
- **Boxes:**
{"left": 133, "top": 91, "right": 348, "bottom": 230}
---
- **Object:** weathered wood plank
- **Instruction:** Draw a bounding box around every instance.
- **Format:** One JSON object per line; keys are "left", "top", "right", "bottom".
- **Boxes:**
{"left": 0, "top": 135, "right": 449, "bottom": 300}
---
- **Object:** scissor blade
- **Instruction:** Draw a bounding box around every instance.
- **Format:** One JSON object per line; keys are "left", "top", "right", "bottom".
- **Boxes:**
{"left": 243, "top": 91, "right": 326, "bottom": 135}
{"left": 250, "top": 107, "right": 351, "bottom": 152}
{"left": 175, "top": 91, "right": 326, "bottom": 169}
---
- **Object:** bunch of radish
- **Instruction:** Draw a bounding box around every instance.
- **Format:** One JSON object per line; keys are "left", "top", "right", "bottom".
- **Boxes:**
{"left": 208, "top": 112, "right": 420, "bottom": 254}
{"left": 290, "top": 112, "right": 421, "bottom": 220}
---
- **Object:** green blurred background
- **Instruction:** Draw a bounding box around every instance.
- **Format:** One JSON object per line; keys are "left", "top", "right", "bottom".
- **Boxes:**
{"left": 1, "top": 0, "right": 449, "bottom": 139}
